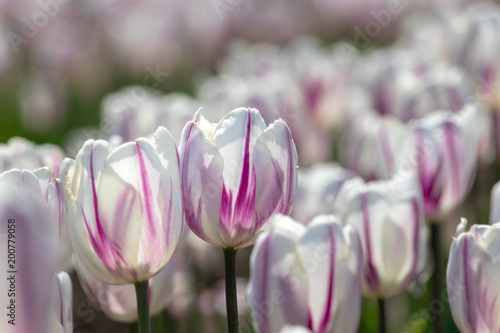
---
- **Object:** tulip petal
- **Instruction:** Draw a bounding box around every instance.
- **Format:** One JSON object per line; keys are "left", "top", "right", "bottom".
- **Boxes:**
{"left": 251, "top": 120, "right": 298, "bottom": 246}
{"left": 211, "top": 107, "right": 266, "bottom": 194}
{"left": 181, "top": 121, "right": 225, "bottom": 247}
{"left": 447, "top": 233, "right": 482, "bottom": 332}
{"left": 297, "top": 216, "right": 361, "bottom": 333}
{"left": 247, "top": 216, "right": 308, "bottom": 333}
{"left": 97, "top": 138, "right": 181, "bottom": 280}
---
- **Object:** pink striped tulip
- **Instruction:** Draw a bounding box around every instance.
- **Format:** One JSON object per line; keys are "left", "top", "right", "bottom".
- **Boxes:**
{"left": 399, "top": 106, "right": 479, "bottom": 217}
{"left": 180, "top": 108, "right": 297, "bottom": 249}
{"left": 247, "top": 214, "right": 362, "bottom": 333}
{"left": 61, "top": 127, "right": 183, "bottom": 284}
{"left": 0, "top": 170, "right": 60, "bottom": 333}
{"left": 340, "top": 113, "right": 410, "bottom": 181}
{"left": 76, "top": 258, "right": 175, "bottom": 323}
{"left": 447, "top": 218, "right": 500, "bottom": 333}
{"left": 335, "top": 171, "right": 427, "bottom": 298}
{"left": 0, "top": 137, "right": 64, "bottom": 177}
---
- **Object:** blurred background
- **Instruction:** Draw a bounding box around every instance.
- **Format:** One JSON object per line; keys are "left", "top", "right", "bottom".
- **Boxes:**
{"left": 2, "top": 0, "right": 500, "bottom": 332}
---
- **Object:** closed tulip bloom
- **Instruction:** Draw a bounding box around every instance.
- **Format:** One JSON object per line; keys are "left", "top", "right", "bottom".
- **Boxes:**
{"left": 0, "top": 170, "right": 59, "bottom": 333}
{"left": 61, "top": 127, "right": 183, "bottom": 284}
{"left": 247, "top": 214, "right": 362, "bottom": 333}
{"left": 101, "top": 86, "right": 200, "bottom": 144}
{"left": 180, "top": 107, "right": 297, "bottom": 249}
{"left": 0, "top": 137, "right": 65, "bottom": 177}
{"left": 340, "top": 114, "right": 410, "bottom": 181}
{"left": 290, "top": 163, "right": 357, "bottom": 224}
{"left": 76, "top": 258, "right": 175, "bottom": 323}
{"left": 399, "top": 105, "right": 479, "bottom": 217}
{"left": 335, "top": 171, "right": 427, "bottom": 298}
{"left": 447, "top": 218, "right": 500, "bottom": 333}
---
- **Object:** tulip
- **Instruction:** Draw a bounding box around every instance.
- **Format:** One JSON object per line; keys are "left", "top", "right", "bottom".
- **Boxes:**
{"left": 76, "top": 257, "right": 176, "bottom": 323}
{"left": 399, "top": 105, "right": 479, "bottom": 218}
{"left": 180, "top": 107, "right": 297, "bottom": 249}
{"left": 247, "top": 214, "right": 363, "bottom": 333}
{"left": 0, "top": 137, "right": 65, "bottom": 177}
{"left": 457, "top": 3, "right": 500, "bottom": 113}
{"left": 61, "top": 127, "right": 183, "bottom": 332}
{"left": 180, "top": 107, "right": 297, "bottom": 332}
{"left": 0, "top": 170, "right": 60, "bottom": 333}
{"left": 456, "top": 4, "right": 500, "bottom": 163}
{"left": 61, "top": 126, "right": 183, "bottom": 284}
{"left": 101, "top": 86, "right": 200, "bottom": 144}
{"left": 340, "top": 113, "right": 410, "bottom": 181}
{"left": 447, "top": 218, "right": 500, "bottom": 333}
{"left": 290, "top": 163, "right": 357, "bottom": 224}
{"left": 198, "top": 73, "right": 330, "bottom": 167}
{"left": 334, "top": 171, "right": 427, "bottom": 298}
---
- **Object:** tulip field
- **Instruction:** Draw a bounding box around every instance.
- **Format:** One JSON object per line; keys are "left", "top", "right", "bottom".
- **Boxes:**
{"left": 2, "top": 1, "right": 500, "bottom": 333}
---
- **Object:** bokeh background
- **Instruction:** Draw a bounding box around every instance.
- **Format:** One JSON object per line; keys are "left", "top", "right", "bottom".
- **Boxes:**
{"left": 2, "top": 0, "right": 499, "bottom": 332}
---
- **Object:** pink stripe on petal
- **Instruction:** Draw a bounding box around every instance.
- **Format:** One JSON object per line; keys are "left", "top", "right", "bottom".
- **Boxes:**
{"left": 361, "top": 192, "right": 380, "bottom": 293}
{"left": 135, "top": 142, "right": 157, "bottom": 237}
{"left": 402, "top": 197, "right": 421, "bottom": 289}
{"left": 86, "top": 144, "right": 128, "bottom": 274}
{"left": 319, "top": 226, "right": 336, "bottom": 333}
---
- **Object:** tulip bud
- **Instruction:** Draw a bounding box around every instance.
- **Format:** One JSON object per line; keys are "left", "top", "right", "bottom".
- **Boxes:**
{"left": 447, "top": 218, "right": 500, "bottom": 333}
{"left": 247, "top": 214, "right": 362, "bottom": 333}
{"left": 180, "top": 107, "right": 297, "bottom": 249}
{"left": 335, "top": 171, "right": 427, "bottom": 298}
{"left": 61, "top": 127, "right": 183, "bottom": 284}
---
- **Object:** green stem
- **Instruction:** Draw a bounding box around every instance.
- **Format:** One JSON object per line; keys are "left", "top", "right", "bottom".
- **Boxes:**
{"left": 430, "top": 222, "right": 443, "bottom": 333}
{"left": 223, "top": 247, "right": 239, "bottom": 333}
{"left": 134, "top": 280, "right": 151, "bottom": 333}
{"left": 378, "top": 298, "right": 386, "bottom": 333}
